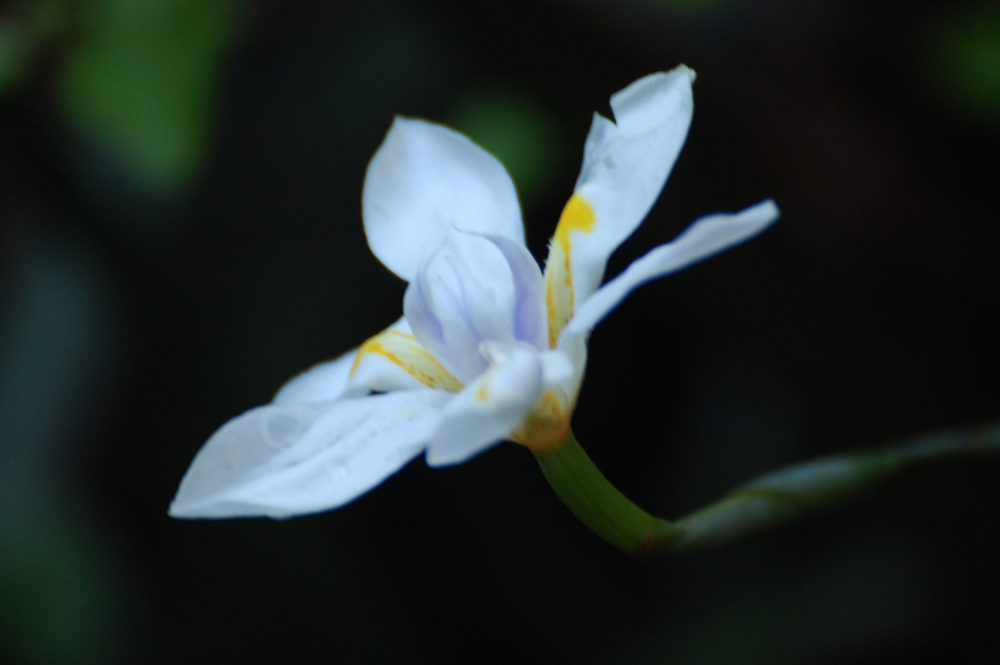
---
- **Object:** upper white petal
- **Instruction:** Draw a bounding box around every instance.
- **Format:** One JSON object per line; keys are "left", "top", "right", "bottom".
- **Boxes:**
{"left": 169, "top": 390, "right": 451, "bottom": 519}
{"left": 425, "top": 343, "right": 543, "bottom": 467}
{"left": 564, "top": 199, "right": 779, "bottom": 339}
{"left": 362, "top": 117, "right": 524, "bottom": 281}
{"left": 562, "top": 66, "right": 697, "bottom": 301}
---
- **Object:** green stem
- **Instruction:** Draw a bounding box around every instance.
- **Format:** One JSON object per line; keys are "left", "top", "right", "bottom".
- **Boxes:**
{"left": 533, "top": 431, "right": 681, "bottom": 553}
{"left": 533, "top": 421, "right": 1000, "bottom": 557}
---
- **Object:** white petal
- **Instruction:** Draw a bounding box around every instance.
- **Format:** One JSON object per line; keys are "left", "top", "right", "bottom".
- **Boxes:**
{"left": 550, "top": 67, "right": 697, "bottom": 303}
{"left": 362, "top": 117, "right": 524, "bottom": 281}
{"left": 477, "top": 232, "right": 547, "bottom": 350}
{"left": 425, "top": 343, "right": 543, "bottom": 467}
{"left": 343, "top": 318, "right": 461, "bottom": 395}
{"left": 169, "top": 390, "right": 451, "bottom": 519}
{"left": 539, "top": 348, "right": 574, "bottom": 386}
{"left": 564, "top": 199, "right": 779, "bottom": 339}
{"left": 403, "top": 229, "right": 524, "bottom": 382}
{"left": 584, "top": 66, "right": 695, "bottom": 239}
{"left": 273, "top": 349, "right": 356, "bottom": 405}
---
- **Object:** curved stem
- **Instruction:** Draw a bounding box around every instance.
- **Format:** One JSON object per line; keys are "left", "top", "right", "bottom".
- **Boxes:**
{"left": 533, "top": 431, "right": 680, "bottom": 554}
{"left": 533, "top": 420, "right": 1000, "bottom": 557}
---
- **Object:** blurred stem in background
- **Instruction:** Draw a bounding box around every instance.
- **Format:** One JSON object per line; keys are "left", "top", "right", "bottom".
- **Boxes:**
{"left": 536, "top": 421, "right": 1000, "bottom": 556}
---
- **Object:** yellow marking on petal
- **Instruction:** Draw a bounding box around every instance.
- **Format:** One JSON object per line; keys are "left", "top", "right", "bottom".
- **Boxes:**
{"left": 545, "top": 194, "right": 596, "bottom": 347}
{"left": 350, "top": 329, "right": 462, "bottom": 391}
{"left": 475, "top": 384, "right": 489, "bottom": 404}
{"left": 544, "top": 248, "right": 566, "bottom": 348}
{"left": 553, "top": 194, "right": 596, "bottom": 257}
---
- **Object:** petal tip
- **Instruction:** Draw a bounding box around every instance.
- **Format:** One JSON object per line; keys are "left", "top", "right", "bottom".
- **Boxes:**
{"left": 676, "top": 63, "right": 696, "bottom": 83}
{"left": 167, "top": 494, "right": 207, "bottom": 520}
{"left": 755, "top": 198, "right": 781, "bottom": 225}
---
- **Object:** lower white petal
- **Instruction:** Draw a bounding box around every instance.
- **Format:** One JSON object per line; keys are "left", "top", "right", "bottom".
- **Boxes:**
{"left": 272, "top": 349, "right": 356, "bottom": 405}
{"left": 345, "top": 323, "right": 462, "bottom": 395}
{"left": 425, "top": 344, "right": 543, "bottom": 467}
{"left": 274, "top": 318, "right": 444, "bottom": 403}
{"left": 169, "top": 390, "right": 450, "bottom": 519}
{"left": 564, "top": 199, "right": 779, "bottom": 339}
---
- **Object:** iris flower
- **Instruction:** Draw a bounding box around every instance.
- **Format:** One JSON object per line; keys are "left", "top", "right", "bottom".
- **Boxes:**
{"left": 170, "top": 66, "right": 778, "bottom": 519}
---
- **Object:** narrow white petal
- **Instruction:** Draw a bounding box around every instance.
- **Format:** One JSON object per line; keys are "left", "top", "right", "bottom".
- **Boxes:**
{"left": 363, "top": 117, "right": 524, "bottom": 281}
{"left": 564, "top": 199, "right": 779, "bottom": 338}
{"left": 425, "top": 344, "right": 543, "bottom": 467}
{"left": 169, "top": 390, "right": 450, "bottom": 519}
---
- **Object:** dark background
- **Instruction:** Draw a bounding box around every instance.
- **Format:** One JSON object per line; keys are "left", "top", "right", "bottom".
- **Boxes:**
{"left": 2, "top": 1, "right": 999, "bottom": 663}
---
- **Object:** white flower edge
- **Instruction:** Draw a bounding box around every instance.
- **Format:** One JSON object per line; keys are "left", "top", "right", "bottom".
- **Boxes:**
{"left": 170, "top": 66, "right": 779, "bottom": 519}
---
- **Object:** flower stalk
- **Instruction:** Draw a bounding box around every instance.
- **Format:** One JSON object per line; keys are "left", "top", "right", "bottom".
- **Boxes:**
{"left": 533, "top": 431, "right": 681, "bottom": 553}
{"left": 536, "top": 420, "right": 1000, "bottom": 557}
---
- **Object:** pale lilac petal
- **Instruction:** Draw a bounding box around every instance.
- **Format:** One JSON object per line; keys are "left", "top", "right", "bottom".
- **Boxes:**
{"left": 473, "top": 232, "right": 547, "bottom": 350}
{"left": 403, "top": 229, "right": 523, "bottom": 382}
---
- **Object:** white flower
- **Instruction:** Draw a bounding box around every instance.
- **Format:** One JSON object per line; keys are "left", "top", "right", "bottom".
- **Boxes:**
{"left": 169, "top": 66, "right": 779, "bottom": 519}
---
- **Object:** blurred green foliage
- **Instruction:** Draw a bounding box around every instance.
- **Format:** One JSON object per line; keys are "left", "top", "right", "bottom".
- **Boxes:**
{"left": 56, "top": 0, "right": 234, "bottom": 194}
{"left": 0, "top": 502, "right": 127, "bottom": 665}
{"left": 926, "top": 2, "right": 1000, "bottom": 130}
{"left": 449, "top": 88, "right": 561, "bottom": 204}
